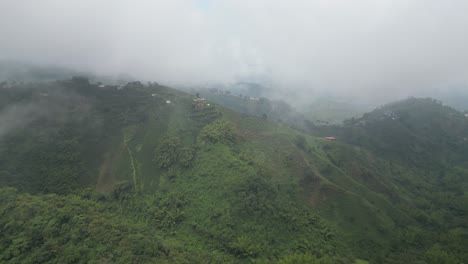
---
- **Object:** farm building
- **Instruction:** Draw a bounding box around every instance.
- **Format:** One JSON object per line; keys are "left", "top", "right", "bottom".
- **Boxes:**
{"left": 192, "top": 98, "right": 211, "bottom": 109}
{"left": 193, "top": 98, "right": 207, "bottom": 103}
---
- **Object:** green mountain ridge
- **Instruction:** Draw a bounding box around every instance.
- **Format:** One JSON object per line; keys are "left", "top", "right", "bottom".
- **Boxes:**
{"left": 0, "top": 79, "right": 467, "bottom": 263}
{"left": 316, "top": 97, "right": 468, "bottom": 169}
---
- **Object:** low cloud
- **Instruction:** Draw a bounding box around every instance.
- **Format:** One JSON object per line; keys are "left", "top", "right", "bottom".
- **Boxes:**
{"left": 1, "top": 0, "right": 467, "bottom": 102}
{"left": 0, "top": 85, "right": 93, "bottom": 141}
{"left": 0, "top": 103, "right": 39, "bottom": 139}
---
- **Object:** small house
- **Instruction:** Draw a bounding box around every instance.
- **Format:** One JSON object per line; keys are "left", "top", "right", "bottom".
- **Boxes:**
{"left": 325, "top": 136, "right": 336, "bottom": 141}
{"left": 193, "top": 98, "right": 207, "bottom": 103}
{"left": 192, "top": 98, "right": 210, "bottom": 109}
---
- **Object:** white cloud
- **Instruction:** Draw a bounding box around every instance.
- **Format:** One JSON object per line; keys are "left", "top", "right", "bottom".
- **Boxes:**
{"left": 1, "top": 0, "right": 467, "bottom": 101}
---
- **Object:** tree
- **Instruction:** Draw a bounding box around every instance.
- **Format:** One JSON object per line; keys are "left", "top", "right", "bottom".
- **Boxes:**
{"left": 154, "top": 137, "right": 195, "bottom": 168}
{"left": 154, "top": 137, "right": 182, "bottom": 168}
{"left": 294, "top": 135, "right": 307, "bottom": 150}
{"left": 425, "top": 245, "right": 459, "bottom": 264}
{"left": 200, "top": 120, "right": 237, "bottom": 143}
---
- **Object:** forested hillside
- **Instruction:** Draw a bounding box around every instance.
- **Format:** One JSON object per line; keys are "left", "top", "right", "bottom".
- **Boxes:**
{"left": 0, "top": 79, "right": 467, "bottom": 263}
{"left": 316, "top": 97, "right": 468, "bottom": 169}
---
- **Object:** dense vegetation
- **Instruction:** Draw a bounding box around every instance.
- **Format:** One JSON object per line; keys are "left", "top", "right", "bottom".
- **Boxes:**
{"left": 316, "top": 97, "right": 468, "bottom": 169}
{"left": 0, "top": 79, "right": 467, "bottom": 263}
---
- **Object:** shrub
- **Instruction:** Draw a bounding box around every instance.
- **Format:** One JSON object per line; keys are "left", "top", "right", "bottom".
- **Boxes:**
{"left": 154, "top": 137, "right": 181, "bottom": 168}
{"left": 228, "top": 236, "right": 260, "bottom": 258}
{"left": 178, "top": 147, "right": 195, "bottom": 167}
{"left": 154, "top": 137, "right": 195, "bottom": 169}
{"left": 200, "top": 120, "right": 237, "bottom": 143}
{"left": 295, "top": 135, "right": 308, "bottom": 150}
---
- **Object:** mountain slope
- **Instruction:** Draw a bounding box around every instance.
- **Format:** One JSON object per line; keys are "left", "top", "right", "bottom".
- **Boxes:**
{"left": 0, "top": 80, "right": 467, "bottom": 263}
{"left": 316, "top": 97, "right": 468, "bottom": 169}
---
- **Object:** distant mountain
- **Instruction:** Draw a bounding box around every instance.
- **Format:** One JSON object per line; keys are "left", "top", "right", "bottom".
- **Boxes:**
{"left": 304, "top": 97, "right": 374, "bottom": 125}
{"left": 0, "top": 61, "right": 84, "bottom": 82}
{"left": 186, "top": 85, "right": 376, "bottom": 129}
{"left": 0, "top": 60, "right": 134, "bottom": 84}
{"left": 316, "top": 97, "right": 468, "bottom": 169}
{"left": 0, "top": 80, "right": 467, "bottom": 263}
{"left": 431, "top": 89, "right": 468, "bottom": 112}
{"left": 188, "top": 86, "right": 311, "bottom": 130}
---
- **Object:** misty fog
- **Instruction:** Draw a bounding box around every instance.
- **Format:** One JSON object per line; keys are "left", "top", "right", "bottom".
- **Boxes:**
{"left": 1, "top": 0, "right": 468, "bottom": 104}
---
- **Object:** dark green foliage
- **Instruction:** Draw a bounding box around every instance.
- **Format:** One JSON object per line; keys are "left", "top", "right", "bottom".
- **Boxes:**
{"left": 276, "top": 253, "right": 321, "bottom": 264}
{"left": 153, "top": 193, "right": 186, "bottom": 231}
{"left": 228, "top": 235, "right": 261, "bottom": 258}
{"left": 0, "top": 187, "right": 168, "bottom": 263}
{"left": 424, "top": 245, "right": 459, "bottom": 264}
{"left": 294, "top": 134, "right": 308, "bottom": 151}
{"left": 232, "top": 174, "right": 277, "bottom": 217}
{"left": 154, "top": 137, "right": 183, "bottom": 168}
{"left": 154, "top": 137, "right": 195, "bottom": 169}
{"left": 178, "top": 147, "right": 196, "bottom": 167}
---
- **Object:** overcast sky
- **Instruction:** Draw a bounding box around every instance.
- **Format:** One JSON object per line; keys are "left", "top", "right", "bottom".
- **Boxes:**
{"left": 1, "top": 0, "right": 468, "bottom": 101}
